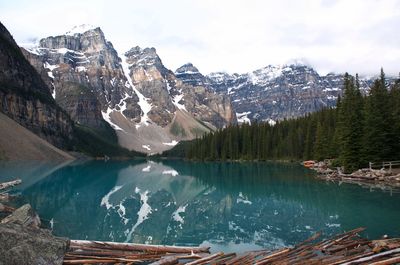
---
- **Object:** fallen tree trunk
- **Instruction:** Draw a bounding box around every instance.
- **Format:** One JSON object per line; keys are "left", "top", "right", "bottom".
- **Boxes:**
{"left": 185, "top": 252, "right": 224, "bottom": 265}
{"left": 69, "top": 240, "right": 210, "bottom": 254}
{"left": 0, "top": 179, "right": 21, "bottom": 190}
{"left": 341, "top": 247, "right": 400, "bottom": 265}
{"left": 370, "top": 255, "right": 400, "bottom": 265}
{"left": 148, "top": 256, "right": 179, "bottom": 265}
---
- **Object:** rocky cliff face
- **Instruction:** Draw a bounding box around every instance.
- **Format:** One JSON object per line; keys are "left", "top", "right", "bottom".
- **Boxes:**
{"left": 23, "top": 26, "right": 234, "bottom": 154}
{"left": 124, "top": 48, "right": 235, "bottom": 129}
{"left": 0, "top": 22, "right": 73, "bottom": 148}
{"left": 206, "top": 63, "right": 376, "bottom": 124}
{"left": 22, "top": 25, "right": 141, "bottom": 131}
{"left": 175, "top": 63, "right": 208, "bottom": 87}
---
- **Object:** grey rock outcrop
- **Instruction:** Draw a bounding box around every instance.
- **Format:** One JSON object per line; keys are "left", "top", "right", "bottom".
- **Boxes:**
{"left": 0, "top": 223, "right": 67, "bottom": 265}
{"left": 1, "top": 204, "right": 41, "bottom": 228}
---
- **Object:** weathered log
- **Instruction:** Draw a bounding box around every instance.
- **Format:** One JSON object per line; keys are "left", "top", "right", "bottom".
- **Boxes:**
{"left": 340, "top": 247, "right": 400, "bottom": 265}
{"left": 185, "top": 252, "right": 224, "bottom": 265}
{"left": 63, "top": 259, "right": 120, "bottom": 264}
{"left": 295, "top": 231, "right": 322, "bottom": 247}
{"left": 63, "top": 254, "right": 140, "bottom": 263}
{"left": 0, "top": 179, "right": 21, "bottom": 190}
{"left": 254, "top": 248, "right": 291, "bottom": 265}
{"left": 209, "top": 252, "right": 236, "bottom": 264}
{"left": 148, "top": 256, "right": 179, "bottom": 265}
{"left": 148, "top": 253, "right": 202, "bottom": 265}
{"left": 327, "top": 239, "right": 370, "bottom": 253}
{"left": 369, "top": 255, "right": 400, "bottom": 265}
{"left": 326, "top": 251, "right": 375, "bottom": 265}
{"left": 317, "top": 227, "right": 366, "bottom": 250}
{"left": 70, "top": 239, "right": 210, "bottom": 254}
{"left": 224, "top": 253, "right": 252, "bottom": 265}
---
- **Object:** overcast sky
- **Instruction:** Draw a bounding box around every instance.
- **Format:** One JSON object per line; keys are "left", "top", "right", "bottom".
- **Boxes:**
{"left": 1, "top": 0, "right": 399, "bottom": 76}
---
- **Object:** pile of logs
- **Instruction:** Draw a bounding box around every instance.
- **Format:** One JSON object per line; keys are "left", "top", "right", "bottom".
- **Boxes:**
{"left": 64, "top": 227, "right": 400, "bottom": 264}
{"left": 309, "top": 162, "right": 400, "bottom": 192}
{"left": 64, "top": 240, "right": 211, "bottom": 264}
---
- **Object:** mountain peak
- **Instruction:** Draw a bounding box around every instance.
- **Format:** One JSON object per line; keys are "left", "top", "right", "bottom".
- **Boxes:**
{"left": 125, "top": 46, "right": 157, "bottom": 56}
{"left": 175, "top": 63, "right": 200, "bottom": 75}
{"left": 284, "top": 58, "right": 310, "bottom": 67}
{"left": 66, "top": 24, "right": 99, "bottom": 36}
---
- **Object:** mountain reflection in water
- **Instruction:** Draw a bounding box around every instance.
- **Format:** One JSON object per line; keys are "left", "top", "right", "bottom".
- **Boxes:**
{"left": 1, "top": 160, "right": 399, "bottom": 253}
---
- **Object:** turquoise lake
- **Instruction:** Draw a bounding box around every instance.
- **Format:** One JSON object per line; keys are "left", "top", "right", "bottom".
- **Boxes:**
{"left": 0, "top": 160, "right": 399, "bottom": 253}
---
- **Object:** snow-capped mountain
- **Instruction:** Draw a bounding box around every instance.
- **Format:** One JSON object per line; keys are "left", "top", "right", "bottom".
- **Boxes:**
{"left": 174, "top": 62, "right": 383, "bottom": 124}
{"left": 20, "top": 24, "right": 395, "bottom": 154}
{"left": 22, "top": 25, "right": 234, "bottom": 154}
{"left": 207, "top": 63, "right": 347, "bottom": 123}
{"left": 22, "top": 26, "right": 139, "bottom": 130}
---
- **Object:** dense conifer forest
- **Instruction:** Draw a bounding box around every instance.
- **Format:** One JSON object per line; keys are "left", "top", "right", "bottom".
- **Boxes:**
{"left": 172, "top": 70, "right": 400, "bottom": 172}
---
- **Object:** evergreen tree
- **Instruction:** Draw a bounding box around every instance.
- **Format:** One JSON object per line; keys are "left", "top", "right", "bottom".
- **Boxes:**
{"left": 314, "top": 121, "right": 329, "bottom": 161}
{"left": 363, "top": 69, "right": 395, "bottom": 163}
{"left": 389, "top": 76, "right": 400, "bottom": 159}
{"left": 337, "top": 73, "right": 364, "bottom": 172}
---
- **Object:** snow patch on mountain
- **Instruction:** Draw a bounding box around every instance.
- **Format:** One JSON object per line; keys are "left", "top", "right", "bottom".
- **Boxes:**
{"left": 248, "top": 65, "right": 283, "bottom": 85}
{"left": 236, "top": 111, "right": 251, "bottom": 124}
{"left": 142, "top": 144, "right": 151, "bottom": 151}
{"left": 265, "top": 118, "right": 276, "bottom": 126}
{"left": 120, "top": 54, "right": 152, "bottom": 127}
{"left": 163, "top": 140, "right": 178, "bottom": 146}
{"left": 172, "top": 91, "right": 187, "bottom": 111}
{"left": 101, "top": 108, "right": 125, "bottom": 131}
{"left": 66, "top": 24, "right": 97, "bottom": 35}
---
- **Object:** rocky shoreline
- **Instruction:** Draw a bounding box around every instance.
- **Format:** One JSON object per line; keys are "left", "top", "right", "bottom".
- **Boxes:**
{"left": 309, "top": 161, "right": 400, "bottom": 192}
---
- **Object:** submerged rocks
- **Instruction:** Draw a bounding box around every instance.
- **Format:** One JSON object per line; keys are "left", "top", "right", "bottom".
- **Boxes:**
{"left": 0, "top": 223, "right": 68, "bottom": 265}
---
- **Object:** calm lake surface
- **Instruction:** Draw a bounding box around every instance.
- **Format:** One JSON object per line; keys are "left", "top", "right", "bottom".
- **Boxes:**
{"left": 1, "top": 160, "right": 399, "bottom": 253}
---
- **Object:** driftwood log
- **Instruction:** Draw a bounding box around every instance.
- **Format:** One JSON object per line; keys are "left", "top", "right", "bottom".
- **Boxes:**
{"left": 69, "top": 240, "right": 210, "bottom": 254}
{"left": 0, "top": 179, "right": 22, "bottom": 190}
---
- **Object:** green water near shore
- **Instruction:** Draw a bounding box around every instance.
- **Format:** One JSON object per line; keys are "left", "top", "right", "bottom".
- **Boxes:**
{"left": 1, "top": 160, "right": 399, "bottom": 253}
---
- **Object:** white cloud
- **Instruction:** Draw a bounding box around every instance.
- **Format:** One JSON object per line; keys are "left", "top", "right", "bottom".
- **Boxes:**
{"left": 1, "top": 0, "right": 399, "bottom": 76}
